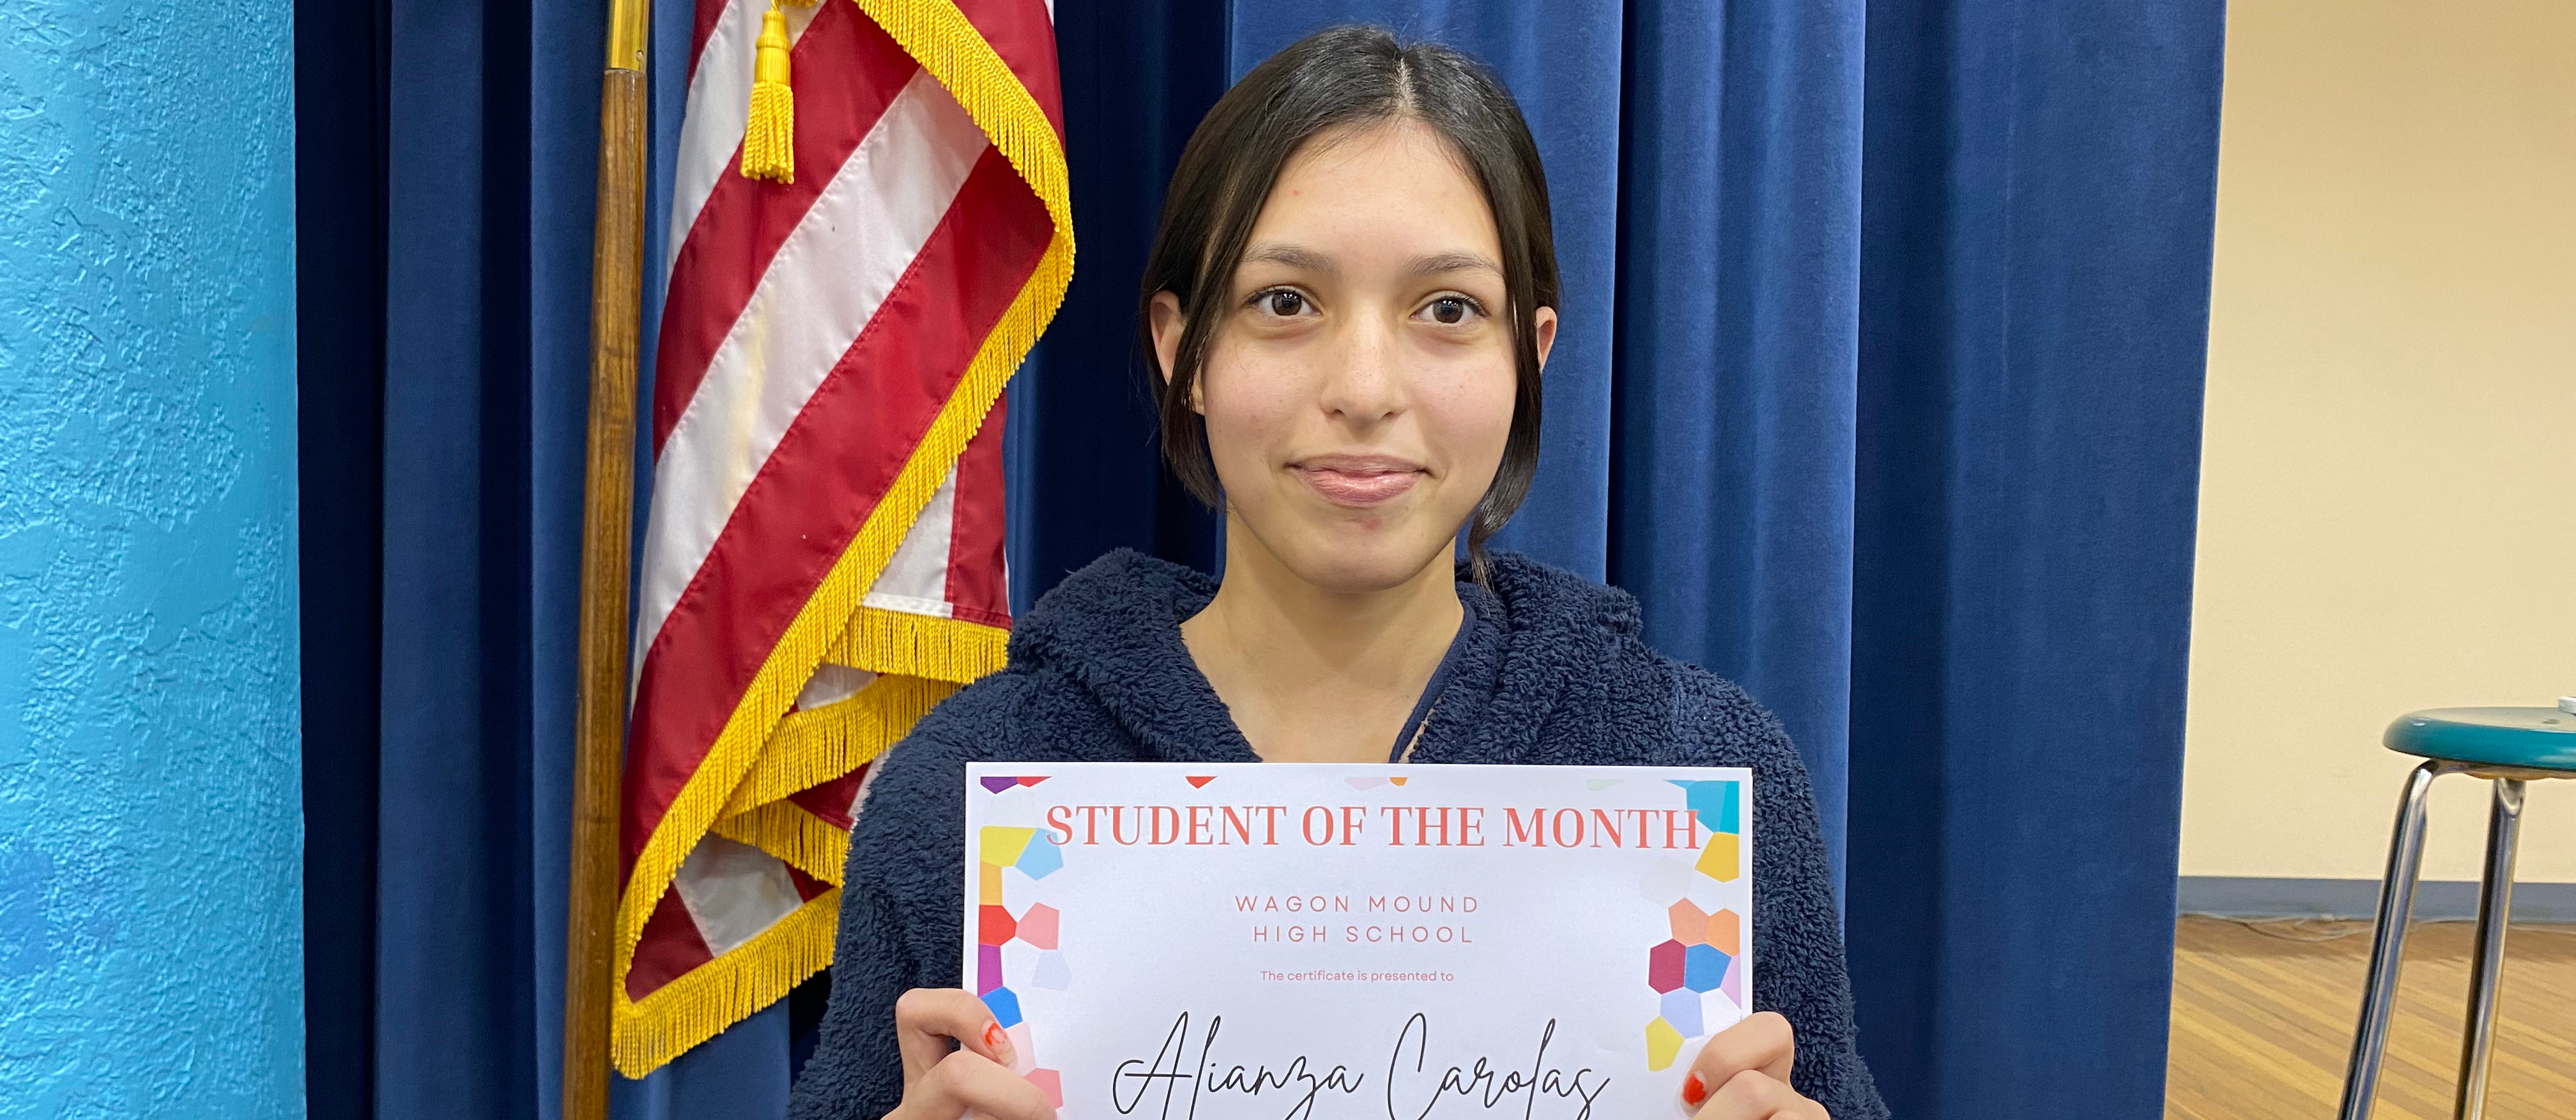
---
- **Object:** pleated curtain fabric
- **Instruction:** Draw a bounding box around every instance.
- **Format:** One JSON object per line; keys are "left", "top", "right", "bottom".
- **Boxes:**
{"left": 1004, "top": 0, "right": 1232, "bottom": 594}
{"left": 1846, "top": 4, "right": 2223, "bottom": 1114}
{"left": 376, "top": 0, "right": 604, "bottom": 1113}
{"left": 1608, "top": 0, "right": 1867, "bottom": 896}
{"left": 295, "top": 0, "right": 605, "bottom": 1115}
{"left": 295, "top": 1, "right": 2223, "bottom": 1119}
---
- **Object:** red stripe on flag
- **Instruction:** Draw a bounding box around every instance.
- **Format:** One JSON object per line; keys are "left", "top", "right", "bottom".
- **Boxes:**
{"left": 654, "top": 2, "right": 919, "bottom": 451}
{"left": 625, "top": 150, "right": 1052, "bottom": 862}
{"left": 945, "top": 393, "right": 1011, "bottom": 629}
{"left": 789, "top": 766, "right": 867, "bottom": 832}
{"left": 788, "top": 866, "right": 831, "bottom": 903}
{"left": 954, "top": 0, "right": 1066, "bottom": 138}
{"left": 627, "top": 886, "right": 716, "bottom": 1001}
{"left": 688, "top": 0, "right": 726, "bottom": 83}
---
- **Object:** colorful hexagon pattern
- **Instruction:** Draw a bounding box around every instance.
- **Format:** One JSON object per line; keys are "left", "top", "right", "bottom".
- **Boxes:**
{"left": 1027, "top": 1068, "right": 1064, "bottom": 1108}
{"left": 1708, "top": 908, "right": 1740, "bottom": 955}
{"left": 980, "top": 826, "right": 1036, "bottom": 867}
{"left": 1659, "top": 989, "right": 1703, "bottom": 1038}
{"left": 1646, "top": 779, "right": 1747, "bottom": 1064}
{"left": 1694, "top": 831, "right": 1740, "bottom": 882}
{"left": 1034, "top": 950, "right": 1071, "bottom": 991}
{"left": 1648, "top": 939, "right": 1687, "bottom": 993}
{"left": 1667, "top": 900, "right": 1708, "bottom": 946}
{"left": 983, "top": 986, "right": 1022, "bottom": 1029}
{"left": 1006, "top": 1022, "right": 1034, "bottom": 1070}
{"left": 1017, "top": 903, "right": 1060, "bottom": 950}
{"left": 1016, "top": 835, "right": 1064, "bottom": 879}
{"left": 977, "top": 942, "right": 1002, "bottom": 995}
{"left": 1683, "top": 872, "right": 1728, "bottom": 913}
{"left": 1683, "top": 944, "right": 1726, "bottom": 992}
{"left": 978, "top": 905, "right": 1016, "bottom": 946}
{"left": 970, "top": 872, "right": 1075, "bottom": 1002}
{"left": 970, "top": 794, "right": 1077, "bottom": 1112}
{"left": 1645, "top": 1017, "right": 1684, "bottom": 1071}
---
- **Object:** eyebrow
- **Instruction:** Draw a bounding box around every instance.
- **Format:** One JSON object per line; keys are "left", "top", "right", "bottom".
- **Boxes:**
{"left": 1404, "top": 250, "right": 1503, "bottom": 279}
{"left": 1238, "top": 244, "right": 1504, "bottom": 280}
{"left": 1242, "top": 243, "right": 1338, "bottom": 275}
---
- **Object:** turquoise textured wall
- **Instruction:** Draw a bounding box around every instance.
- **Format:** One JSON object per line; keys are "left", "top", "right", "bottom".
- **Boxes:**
{"left": 0, "top": 1, "right": 303, "bottom": 1116}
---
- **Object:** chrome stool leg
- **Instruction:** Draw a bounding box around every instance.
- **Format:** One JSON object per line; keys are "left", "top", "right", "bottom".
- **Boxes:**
{"left": 2339, "top": 761, "right": 2443, "bottom": 1120}
{"left": 2453, "top": 778, "right": 2526, "bottom": 1120}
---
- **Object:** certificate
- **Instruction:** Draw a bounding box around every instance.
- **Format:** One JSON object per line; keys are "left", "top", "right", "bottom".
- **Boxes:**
{"left": 961, "top": 762, "right": 1754, "bottom": 1120}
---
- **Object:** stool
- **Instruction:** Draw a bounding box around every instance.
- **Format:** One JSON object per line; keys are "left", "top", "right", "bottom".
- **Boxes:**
{"left": 2337, "top": 702, "right": 2576, "bottom": 1120}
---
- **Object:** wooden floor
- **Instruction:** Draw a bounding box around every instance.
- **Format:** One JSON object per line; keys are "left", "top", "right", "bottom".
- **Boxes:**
{"left": 2166, "top": 916, "right": 2576, "bottom": 1119}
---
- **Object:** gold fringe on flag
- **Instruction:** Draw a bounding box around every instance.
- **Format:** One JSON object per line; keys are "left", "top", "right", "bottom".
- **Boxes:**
{"left": 611, "top": 886, "right": 843, "bottom": 1078}
{"left": 714, "top": 799, "right": 858, "bottom": 885}
{"left": 718, "top": 672, "right": 958, "bottom": 820}
{"left": 826, "top": 606, "right": 1009, "bottom": 685}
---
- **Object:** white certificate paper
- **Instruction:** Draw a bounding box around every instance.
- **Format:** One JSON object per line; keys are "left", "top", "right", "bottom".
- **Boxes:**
{"left": 961, "top": 762, "right": 1754, "bottom": 1120}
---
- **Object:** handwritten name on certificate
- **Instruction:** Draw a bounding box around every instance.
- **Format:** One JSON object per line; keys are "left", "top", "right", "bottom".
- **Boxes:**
{"left": 961, "top": 763, "right": 1754, "bottom": 1120}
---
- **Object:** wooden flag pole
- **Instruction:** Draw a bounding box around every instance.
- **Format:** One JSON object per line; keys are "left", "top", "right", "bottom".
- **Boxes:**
{"left": 565, "top": 2, "right": 648, "bottom": 1118}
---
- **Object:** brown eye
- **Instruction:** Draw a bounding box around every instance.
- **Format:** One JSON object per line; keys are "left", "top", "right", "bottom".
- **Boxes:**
{"left": 1262, "top": 289, "right": 1307, "bottom": 317}
{"left": 1427, "top": 296, "right": 1473, "bottom": 325}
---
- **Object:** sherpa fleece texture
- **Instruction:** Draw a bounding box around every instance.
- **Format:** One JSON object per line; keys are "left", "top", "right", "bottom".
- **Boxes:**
{"left": 787, "top": 550, "right": 1888, "bottom": 1120}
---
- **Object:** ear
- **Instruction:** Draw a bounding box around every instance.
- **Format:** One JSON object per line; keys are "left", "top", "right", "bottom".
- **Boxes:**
{"left": 1149, "top": 291, "right": 1186, "bottom": 389}
{"left": 1531, "top": 305, "right": 1559, "bottom": 371}
{"left": 1149, "top": 291, "right": 1208, "bottom": 415}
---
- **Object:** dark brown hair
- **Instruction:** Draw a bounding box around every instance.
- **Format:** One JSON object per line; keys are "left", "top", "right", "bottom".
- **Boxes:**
{"left": 1138, "top": 25, "right": 1559, "bottom": 583}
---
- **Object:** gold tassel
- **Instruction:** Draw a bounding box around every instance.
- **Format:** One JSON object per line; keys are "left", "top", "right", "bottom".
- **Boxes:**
{"left": 741, "top": 3, "right": 796, "bottom": 183}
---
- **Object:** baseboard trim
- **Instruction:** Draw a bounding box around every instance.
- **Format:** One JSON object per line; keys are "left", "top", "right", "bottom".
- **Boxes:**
{"left": 2179, "top": 875, "right": 2576, "bottom": 923}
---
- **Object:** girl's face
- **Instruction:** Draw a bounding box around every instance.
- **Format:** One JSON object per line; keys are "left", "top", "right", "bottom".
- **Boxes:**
{"left": 1153, "top": 119, "right": 1556, "bottom": 595}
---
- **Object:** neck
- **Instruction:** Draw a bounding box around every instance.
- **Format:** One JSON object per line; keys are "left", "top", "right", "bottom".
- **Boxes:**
{"left": 1181, "top": 518, "right": 1464, "bottom": 763}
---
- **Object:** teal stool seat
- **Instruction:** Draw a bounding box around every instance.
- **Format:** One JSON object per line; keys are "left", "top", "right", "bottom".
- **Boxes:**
{"left": 2340, "top": 701, "right": 2576, "bottom": 1120}
{"left": 2385, "top": 706, "right": 2576, "bottom": 771}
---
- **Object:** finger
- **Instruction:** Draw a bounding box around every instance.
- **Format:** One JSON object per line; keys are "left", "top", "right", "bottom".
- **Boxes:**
{"left": 1690, "top": 1070, "right": 1820, "bottom": 1120}
{"left": 914, "top": 1049, "right": 1057, "bottom": 1120}
{"left": 1681, "top": 1013, "right": 1795, "bottom": 1107}
{"left": 894, "top": 988, "right": 1015, "bottom": 1085}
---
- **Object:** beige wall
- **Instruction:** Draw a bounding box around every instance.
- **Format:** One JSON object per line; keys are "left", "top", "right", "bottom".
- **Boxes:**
{"left": 2181, "top": 0, "right": 2576, "bottom": 884}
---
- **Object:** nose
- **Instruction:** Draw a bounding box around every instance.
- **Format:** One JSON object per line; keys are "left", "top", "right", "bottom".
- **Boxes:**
{"left": 1317, "top": 308, "right": 1404, "bottom": 429}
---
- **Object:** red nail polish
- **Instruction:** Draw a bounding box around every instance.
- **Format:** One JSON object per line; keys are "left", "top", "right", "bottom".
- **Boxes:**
{"left": 983, "top": 1022, "right": 1009, "bottom": 1055}
{"left": 1681, "top": 1071, "right": 1707, "bottom": 1107}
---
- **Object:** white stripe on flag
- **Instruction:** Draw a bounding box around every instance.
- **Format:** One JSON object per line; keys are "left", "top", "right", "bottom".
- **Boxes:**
{"left": 793, "top": 663, "right": 878, "bottom": 712}
{"left": 672, "top": 834, "right": 802, "bottom": 956}
{"left": 635, "top": 70, "right": 988, "bottom": 677}
{"left": 861, "top": 463, "right": 959, "bottom": 618}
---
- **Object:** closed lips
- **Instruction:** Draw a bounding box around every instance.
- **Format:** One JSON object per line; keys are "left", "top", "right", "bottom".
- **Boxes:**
{"left": 1291, "top": 456, "right": 1424, "bottom": 505}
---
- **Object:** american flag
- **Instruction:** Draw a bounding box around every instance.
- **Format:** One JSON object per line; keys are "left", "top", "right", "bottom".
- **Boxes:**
{"left": 610, "top": 0, "right": 1068, "bottom": 1075}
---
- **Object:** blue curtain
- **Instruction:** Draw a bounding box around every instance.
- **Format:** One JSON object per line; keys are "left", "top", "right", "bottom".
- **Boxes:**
{"left": 1844, "top": 4, "right": 2222, "bottom": 1116}
{"left": 293, "top": 0, "right": 389, "bottom": 1112}
{"left": 298, "top": 0, "right": 797, "bottom": 1114}
{"left": 1607, "top": 0, "right": 1866, "bottom": 894}
{"left": 1006, "top": 0, "right": 1232, "bottom": 597}
{"left": 296, "top": 0, "right": 598, "bottom": 1115}
{"left": 300, "top": 2, "right": 2221, "bottom": 1119}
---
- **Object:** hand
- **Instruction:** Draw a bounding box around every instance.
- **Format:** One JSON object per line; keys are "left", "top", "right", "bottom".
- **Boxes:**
{"left": 882, "top": 988, "right": 1057, "bottom": 1120}
{"left": 1677, "top": 1012, "right": 1828, "bottom": 1120}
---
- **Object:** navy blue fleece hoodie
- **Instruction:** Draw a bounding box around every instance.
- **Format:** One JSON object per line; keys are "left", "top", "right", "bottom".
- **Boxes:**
{"left": 788, "top": 550, "right": 1887, "bottom": 1120}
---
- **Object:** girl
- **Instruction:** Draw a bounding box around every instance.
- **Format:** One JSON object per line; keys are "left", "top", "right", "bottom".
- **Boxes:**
{"left": 790, "top": 26, "right": 1885, "bottom": 1120}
